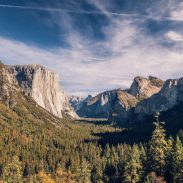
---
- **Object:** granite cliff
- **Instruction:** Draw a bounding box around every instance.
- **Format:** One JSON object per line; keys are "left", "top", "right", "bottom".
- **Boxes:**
{"left": 110, "top": 77, "right": 183, "bottom": 124}
{"left": 128, "top": 76, "right": 163, "bottom": 99}
{"left": 0, "top": 62, "right": 66, "bottom": 129}
{"left": 135, "top": 79, "right": 179, "bottom": 116}
{"left": 7, "top": 64, "right": 78, "bottom": 119}
{"left": 109, "top": 76, "right": 164, "bottom": 124}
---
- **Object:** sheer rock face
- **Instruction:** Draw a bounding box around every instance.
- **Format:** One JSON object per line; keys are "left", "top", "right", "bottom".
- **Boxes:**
{"left": 0, "top": 63, "right": 66, "bottom": 129}
{"left": 112, "top": 77, "right": 183, "bottom": 124}
{"left": 8, "top": 64, "right": 78, "bottom": 118}
{"left": 135, "top": 79, "right": 179, "bottom": 115}
{"left": 108, "top": 90, "right": 139, "bottom": 124}
{"left": 0, "top": 63, "right": 20, "bottom": 105}
{"left": 128, "top": 76, "right": 163, "bottom": 99}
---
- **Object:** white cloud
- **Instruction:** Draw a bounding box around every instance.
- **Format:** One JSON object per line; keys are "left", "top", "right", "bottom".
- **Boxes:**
{"left": 170, "top": 2, "right": 183, "bottom": 21}
{"left": 2, "top": 1, "right": 183, "bottom": 97}
{"left": 165, "top": 31, "right": 183, "bottom": 41}
{"left": 2, "top": 19, "right": 183, "bottom": 97}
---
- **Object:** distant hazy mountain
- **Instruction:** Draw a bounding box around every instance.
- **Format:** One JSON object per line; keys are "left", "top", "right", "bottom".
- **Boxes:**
{"left": 73, "top": 91, "right": 118, "bottom": 118}
{"left": 68, "top": 95, "right": 84, "bottom": 111}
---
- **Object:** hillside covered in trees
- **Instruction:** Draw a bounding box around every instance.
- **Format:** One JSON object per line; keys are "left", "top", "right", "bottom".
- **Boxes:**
{"left": 0, "top": 106, "right": 183, "bottom": 183}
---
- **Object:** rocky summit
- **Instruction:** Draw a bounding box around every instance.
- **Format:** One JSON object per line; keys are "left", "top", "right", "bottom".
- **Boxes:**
{"left": 73, "top": 76, "right": 164, "bottom": 122}
{"left": 135, "top": 78, "right": 179, "bottom": 116}
{"left": 67, "top": 74, "right": 183, "bottom": 125}
{"left": 110, "top": 76, "right": 183, "bottom": 125}
{"left": 5, "top": 64, "right": 78, "bottom": 119}
{"left": 128, "top": 76, "right": 164, "bottom": 99}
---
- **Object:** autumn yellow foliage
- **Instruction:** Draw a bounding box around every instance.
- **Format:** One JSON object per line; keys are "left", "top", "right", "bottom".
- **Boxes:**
{"left": 37, "top": 171, "right": 56, "bottom": 183}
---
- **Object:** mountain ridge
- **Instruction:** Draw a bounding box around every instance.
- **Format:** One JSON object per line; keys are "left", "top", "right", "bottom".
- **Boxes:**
{"left": 71, "top": 76, "right": 164, "bottom": 121}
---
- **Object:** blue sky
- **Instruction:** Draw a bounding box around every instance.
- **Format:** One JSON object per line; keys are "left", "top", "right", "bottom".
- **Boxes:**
{"left": 0, "top": 0, "right": 183, "bottom": 96}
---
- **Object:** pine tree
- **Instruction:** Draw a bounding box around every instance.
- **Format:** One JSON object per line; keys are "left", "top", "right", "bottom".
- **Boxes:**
{"left": 139, "top": 143, "right": 147, "bottom": 167}
{"left": 3, "top": 156, "right": 23, "bottom": 183}
{"left": 149, "top": 113, "right": 168, "bottom": 176}
{"left": 144, "top": 172, "right": 166, "bottom": 183}
{"left": 23, "top": 162, "right": 30, "bottom": 177}
{"left": 123, "top": 145, "right": 143, "bottom": 183}
{"left": 139, "top": 143, "right": 147, "bottom": 180}
{"left": 77, "top": 158, "right": 91, "bottom": 183}
{"left": 165, "top": 136, "right": 174, "bottom": 182}
{"left": 172, "top": 136, "right": 183, "bottom": 183}
{"left": 178, "top": 130, "right": 183, "bottom": 143}
{"left": 91, "top": 164, "right": 103, "bottom": 183}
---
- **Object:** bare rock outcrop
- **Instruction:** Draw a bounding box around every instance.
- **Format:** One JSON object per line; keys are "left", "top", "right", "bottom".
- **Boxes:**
{"left": 135, "top": 79, "right": 179, "bottom": 115}
{"left": 8, "top": 64, "right": 78, "bottom": 118}
{"left": 128, "top": 76, "right": 163, "bottom": 99}
{"left": 111, "top": 76, "right": 183, "bottom": 125}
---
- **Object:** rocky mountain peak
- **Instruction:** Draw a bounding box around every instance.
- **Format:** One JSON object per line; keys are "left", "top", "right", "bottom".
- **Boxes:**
{"left": 72, "top": 76, "right": 164, "bottom": 119}
{"left": 159, "top": 79, "right": 178, "bottom": 98}
{"left": 148, "top": 76, "right": 164, "bottom": 87}
{"left": 163, "top": 79, "right": 178, "bottom": 89}
{"left": 87, "top": 95, "right": 93, "bottom": 100}
{"left": 129, "top": 76, "right": 163, "bottom": 99}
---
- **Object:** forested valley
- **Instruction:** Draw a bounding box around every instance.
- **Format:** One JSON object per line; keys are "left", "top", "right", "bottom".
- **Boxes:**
{"left": 0, "top": 107, "right": 183, "bottom": 183}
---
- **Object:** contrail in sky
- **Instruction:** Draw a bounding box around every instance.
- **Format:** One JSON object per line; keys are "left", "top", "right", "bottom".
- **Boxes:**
{"left": 0, "top": 4, "right": 136, "bottom": 16}
{"left": 0, "top": 4, "right": 182, "bottom": 21}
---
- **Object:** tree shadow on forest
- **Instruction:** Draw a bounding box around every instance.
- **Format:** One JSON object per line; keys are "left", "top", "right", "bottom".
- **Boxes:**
{"left": 84, "top": 122, "right": 154, "bottom": 147}
{"left": 84, "top": 103, "right": 183, "bottom": 146}
{"left": 77, "top": 118, "right": 110, "bottom": 126}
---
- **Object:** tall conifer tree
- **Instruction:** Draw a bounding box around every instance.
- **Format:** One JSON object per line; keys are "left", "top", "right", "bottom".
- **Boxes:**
{"left": 3, "top": 156, "right": 22, "bottom": 183}
{"left": 172, "top": 136, "right": 183, "bottom": 182}
{"left": 149, "top": 113, "right": 168, "bottom": 176}
{"left": 124, "top": 145, "right": 143, "bottom": 183}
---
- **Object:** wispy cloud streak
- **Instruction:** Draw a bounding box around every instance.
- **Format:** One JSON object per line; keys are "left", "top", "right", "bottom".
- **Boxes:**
{"left": 1, "top": 4, "right": 183, "bottom": 21}
{"left": 0, "top": 4, "right": 137, "bottom": 16}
